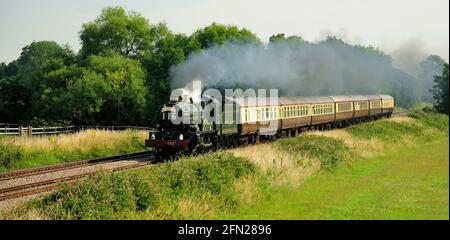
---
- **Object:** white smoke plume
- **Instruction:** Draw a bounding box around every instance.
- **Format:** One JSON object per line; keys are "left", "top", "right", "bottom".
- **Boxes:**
{"left": 170, "top": 38, "right": 429, "bottom": 106}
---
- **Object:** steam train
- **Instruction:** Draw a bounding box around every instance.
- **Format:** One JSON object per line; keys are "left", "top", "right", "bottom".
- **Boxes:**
{"left": 145, "top": 94, "right": 394, "bottom": 159}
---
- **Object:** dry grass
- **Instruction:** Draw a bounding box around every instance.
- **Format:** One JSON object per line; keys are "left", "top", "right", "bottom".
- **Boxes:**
{"left": 385, "top": 116, "right": 413, "bottom": 123}
{"left": 4, "top": 130, "right": 147, "bottom": 154}
{"left": 231, "top": 143, "right": 321, "bottom": 188}
{"left": 0, "top": 204, "right": 47, "bottom": 220}
{"left": 176, "top": 196, "right": 216, "bottom": 219}
{"left": 307, "top": 129, "right": 383, "bottom": 159}
{"left": 0, "top": 130, "right": 148, "bottom": 172}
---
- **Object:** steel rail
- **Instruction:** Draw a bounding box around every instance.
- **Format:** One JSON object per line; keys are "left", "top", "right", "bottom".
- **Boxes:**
{"left": 0, "top": 151, "right": 153, "bottom": 181}
{"left": 0, "top": 161, "right": 154, "bottom": 202}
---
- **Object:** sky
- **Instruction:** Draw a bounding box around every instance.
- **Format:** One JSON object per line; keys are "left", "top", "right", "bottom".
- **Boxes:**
{"left": 0, "top": 0, "right": 448, "bottom": 65}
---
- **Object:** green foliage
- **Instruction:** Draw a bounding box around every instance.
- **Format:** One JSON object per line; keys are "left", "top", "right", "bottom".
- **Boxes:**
{"left": 419, "top": 55, "right": 446, "bottom": 102}
{"left": 16, "top": 41, "right": 75, "bottom": 89}
{"left": 348, "top": 109, "right": 448, "bottom": 143}
{"left": 0, "top": 41, "right": 74, "bottom": 123}
{"left": 275, "top": 135, "right": 350, "bottom": 170}
{"left": 348, "top": 121, "right": 423, "bottom": 143}
{"left": 0, "top": 77, "right": 31, "bottom": 122}
{"left": 0, "top": 140, "right": 22, "bottom": 172}
{"left": 141, "top": 31, "right": 198, "bottom": 123}
{"left": 431, "top": 63, "right": 449, "bottom": 114}
{"left": 192, "top": 22, "right": 261, "bottom": 49}
{"left": 408, "top": 108, "right": 449, "bottom": 132}
{"left": 355, "top": 44, "right": 387, "bottom": 57}
{"left": 29, "top": 152, "right": 255, "bottom": 219}
{"left": 81, "top": 53, "right": 147, "bottom": 125}
{"left": 269, "top": 33, "right": 306, "bottom": 45}
{"left": 79, "top": 7, "right": 154, "bottom": 59}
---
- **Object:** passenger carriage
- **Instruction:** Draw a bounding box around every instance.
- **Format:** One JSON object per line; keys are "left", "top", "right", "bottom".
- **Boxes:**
{"left": 330, "top": 96, "right": 354, "bottom": 127}
{"left": 366, "top": 95, "right": 382, "bottom": 118}
{"left": 279, "top": 97, "right": 311, "bottom": 136}
{"left": 310, "top": 97, "right": 335, "bottom": 127}
{"left": 380, "top": 94, "right": 394, "bottom": 117}
{"left": 350, "top": 95, "right": 370, "bottom": 120}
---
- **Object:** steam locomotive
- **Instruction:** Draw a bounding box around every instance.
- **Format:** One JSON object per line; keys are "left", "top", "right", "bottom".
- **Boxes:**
{"left": 145, "top": 94, "right": 394, "bottom": 159}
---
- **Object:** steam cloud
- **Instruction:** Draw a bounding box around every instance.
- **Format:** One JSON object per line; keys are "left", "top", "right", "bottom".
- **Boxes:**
{"left": 170, "top": 38, "right": 441, "bottom": 107}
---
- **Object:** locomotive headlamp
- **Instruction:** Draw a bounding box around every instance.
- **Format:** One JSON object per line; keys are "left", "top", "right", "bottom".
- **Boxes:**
{"left": 151, "top": 133, "right": 155, "bottom": 140}
{"left": 179, "top": 134, "right": 184, "bottom": 140}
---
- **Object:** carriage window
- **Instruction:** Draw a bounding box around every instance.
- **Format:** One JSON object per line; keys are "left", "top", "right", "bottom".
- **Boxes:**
{"left": 244, "top": 109, "right": 247, "bottom": 122}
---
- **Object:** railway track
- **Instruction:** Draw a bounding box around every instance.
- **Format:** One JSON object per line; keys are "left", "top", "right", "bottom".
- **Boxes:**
{"left": 0, "top": 151, "right": 153, "bottom": 181}
{"left": 0, "top": 152, "right": 154, "bottom": 202}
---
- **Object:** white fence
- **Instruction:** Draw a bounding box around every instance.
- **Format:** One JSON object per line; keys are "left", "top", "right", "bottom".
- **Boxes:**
{"left": 0, "top": 124, "right": 152, "bottom": 136}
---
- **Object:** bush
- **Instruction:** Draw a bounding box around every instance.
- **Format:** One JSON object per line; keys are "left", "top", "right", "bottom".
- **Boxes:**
{"left": 275, "top": 135, "right": 350, "bottom": 170}
{"left": 347, "top": 120, "right": 424, "bottom": 143}
{"left": 31, "top": 152, "right": 256, "bottom": 219}
{"left": 0, "top": 140, "right": 22, "bottom": 170}
{"left": 408, "top": 109, "right": 449, "bottom": 132}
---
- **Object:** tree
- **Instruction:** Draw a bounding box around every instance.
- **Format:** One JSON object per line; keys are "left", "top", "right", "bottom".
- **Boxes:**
{"left": 79, "top": 6, "right": 154, "bottom": 59}
{"left": 31, "top": 59, "right": 82, "bottom": 122}
{"left": 269, "top": 33, "right": 286, "bottom": 42}
{"left": 0, "top": 63, "right": 6, "bottom": 78}
{"left": 419, "top": 55, "right": 446, "bottom": 102}
{"left": 191, "top": 23, "right": 261, "bottom": 49}
{"left": 431, "top": 63, "right": 449, "bottom": 114}
{"left": 1, "top": 61, "right": 27, "bottom": 123}
{"left": 142, "top": 31, "right": 200, "bottom": 123}
{"left": 15, "top": 41, "right": 74, "bottom": 88}
{"left": 80, "top": 53, "right": 146, "bottom": 125}
{"left": 65, "top": 70, "right": 109, "bottom": 124}
{"left": 269, "top": 34, "right": 305, "bottom": 45}
{"left": 0, "top": 77, "right": 31, "bottom": 123}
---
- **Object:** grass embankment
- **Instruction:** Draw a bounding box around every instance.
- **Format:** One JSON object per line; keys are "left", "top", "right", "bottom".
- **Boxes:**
{"left": 220, "top": 110, "right": 449, "bottom": 219}
{"left": 220, "top": 137, "right": 448, "bottom": 219}
{"left": 0, "top": 130, "right": 147, "bottom": 173}
{"left": 4, "top": 153, "right": 255, "bottom": 219}
{"left": 2, "top": 109, "right": 448, "bottom": 219}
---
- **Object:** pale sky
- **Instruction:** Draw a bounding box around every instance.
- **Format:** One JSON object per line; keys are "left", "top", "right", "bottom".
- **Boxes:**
{"left": 0, "top": 0, "right": 448, "bottom": 63}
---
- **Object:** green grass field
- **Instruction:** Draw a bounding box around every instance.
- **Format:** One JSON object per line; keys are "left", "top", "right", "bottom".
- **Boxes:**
{"left": 218, "top": 137, "right": 449, "bottom": 220}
